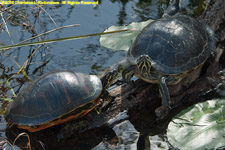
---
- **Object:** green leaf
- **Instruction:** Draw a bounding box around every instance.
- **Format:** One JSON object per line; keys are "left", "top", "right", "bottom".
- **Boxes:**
{"left": 100, "top": 19, "right": 154, "bottom": 51}
{"left": 167, "top": 99, "right": 225, "bottom": 150}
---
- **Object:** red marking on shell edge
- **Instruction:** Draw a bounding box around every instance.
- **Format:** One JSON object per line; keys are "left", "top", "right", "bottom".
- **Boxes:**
{"left": 17, "top": 98, "right": 101, "bottom": 132}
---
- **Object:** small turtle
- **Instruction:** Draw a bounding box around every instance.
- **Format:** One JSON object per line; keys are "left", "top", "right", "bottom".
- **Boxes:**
{"left": 117, "top": 0, "right": 215, "bottom": 109}
{"left": 4, "top": 70, "right": 117, "bottom": 132}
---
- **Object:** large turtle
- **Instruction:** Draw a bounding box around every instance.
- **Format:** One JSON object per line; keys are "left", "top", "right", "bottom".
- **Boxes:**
{"left": 118, "top": 0, "right": 215, "bottom": 108}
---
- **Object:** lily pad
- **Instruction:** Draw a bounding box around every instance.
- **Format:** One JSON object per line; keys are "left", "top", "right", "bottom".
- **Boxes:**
{"left": 167, "top": 99, "right": 225, "bottom": 150}
{"left": 100, "top": 19, "right": 154, "bottom": 51}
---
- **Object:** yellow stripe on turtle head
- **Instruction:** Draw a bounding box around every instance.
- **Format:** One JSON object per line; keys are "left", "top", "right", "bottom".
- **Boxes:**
{"left": 137, "top": 55, "right": 152, "bottom": 77}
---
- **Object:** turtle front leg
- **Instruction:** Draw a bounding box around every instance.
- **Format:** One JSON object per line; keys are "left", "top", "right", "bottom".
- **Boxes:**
{"left": 100, "top": 89, "right": 113, "bottom": 101}
{"left": 159, "top": 76, "right": 170, "bottom": 107}
{"left": 122, "top": 65, "right": 136, "bottom": 83}
{"left": 155, "top": 76, "right": 171, "bottom": 119}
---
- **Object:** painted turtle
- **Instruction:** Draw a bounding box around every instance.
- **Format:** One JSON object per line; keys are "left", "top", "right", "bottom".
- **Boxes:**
{"left": 120, "top": 0, "right": 215, "bottom": 108}
{"left": 5, "top": 70, "right": 117, "bottom": 132}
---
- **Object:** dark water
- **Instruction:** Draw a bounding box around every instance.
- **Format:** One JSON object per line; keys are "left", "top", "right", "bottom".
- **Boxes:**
{"left": 0, "top": 0, "right": 223, "bottom": 149}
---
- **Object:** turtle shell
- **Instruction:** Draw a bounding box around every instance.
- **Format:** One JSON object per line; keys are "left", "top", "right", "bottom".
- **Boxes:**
{"left": 5, "top": 71, "right": 102, "bottom": 128}
{"left": 127, "top": 13, "right": 215, "bottom": 74}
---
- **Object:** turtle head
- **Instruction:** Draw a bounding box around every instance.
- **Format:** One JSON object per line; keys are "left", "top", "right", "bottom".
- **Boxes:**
{"left": 101, "top": 70, "right": 118, "bottom": 88}
{"left": 137, "top": 55, "right": 152, "bottom": 78}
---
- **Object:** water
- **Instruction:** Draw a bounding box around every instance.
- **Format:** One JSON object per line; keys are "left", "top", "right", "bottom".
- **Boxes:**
{"left": 0, "top": 0, "right": 224, "bottom": 149}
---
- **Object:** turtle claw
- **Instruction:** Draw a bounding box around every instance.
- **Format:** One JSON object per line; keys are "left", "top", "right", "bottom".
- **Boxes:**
{"left": 100, "top": 89, "right": 112, "bottom": 101}
{"left": 155, "top": 106, "right": 170, "bottom": 120}
{"left": 103, "top": 95, "right": 114, "bottom": 101}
